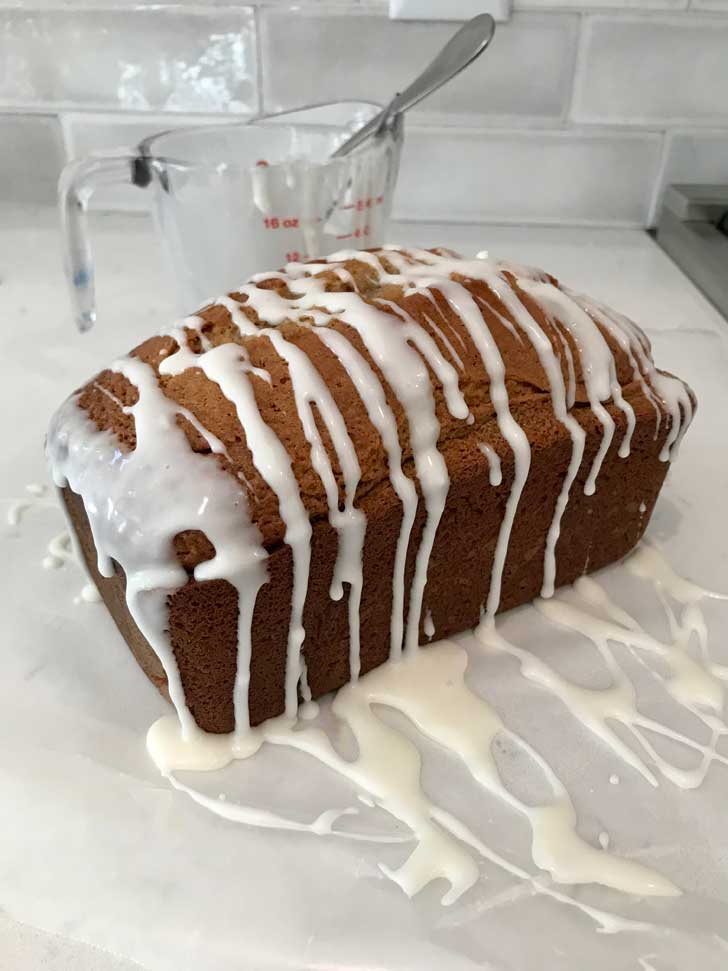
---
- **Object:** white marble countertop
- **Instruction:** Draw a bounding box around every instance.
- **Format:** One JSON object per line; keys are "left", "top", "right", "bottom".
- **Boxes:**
{"left": 2, "top": 206, "right": 727, "bottom": 971}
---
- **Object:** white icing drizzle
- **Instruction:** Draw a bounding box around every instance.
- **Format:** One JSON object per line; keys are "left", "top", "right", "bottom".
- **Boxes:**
{"left": 651, "top": 373, "right": 694, "bottom": 462}
{"left": 517, "top": 281, "right": 629, "bottom": 491}
{"left": 423, "top": 608, "right": 435, "bottom": 639}
{"left": 298, "top": 656, "right": 312, "bottom": 701}
{"left": 239, "top": 272, "right": 453, "bottom": 660}
{"left": 638, "top": 956, "right": 659, "bottom": 971}
{"left": 7, "top": 486, "right": 100, "bottom": 623}
{"left": 371, "top": 255, "right": 532, "bottom": 623}
{"left": 337, "top": 292, "right": 461, "bottom": 656}
{"left": 297, "top": 660, "right": 320, "bottom": 720}
{"left": 554, "top": 322, "right": 577, "bottom": 409}
{"left": 6, "top": 482, "right": 54, "bottom": 526}
{"left": 299, "top": 699, "right": 320, "bottom": 721}
{"left": 314, "top": 327, "right": 417, "bottom": 660}
{"left": 421, "top": 310, "right": 466, "bottom": 371}
{"left": 477, "top": 441, "right": 503, "bottom": 486}
{"left": 8, "top": 483, "right": 110, "bottom": 607}
{"left": 164, "top": 342, "right": 308, "bottom": 723}
{"left": 44, "top": 527, "right": 102, "bottom": 604}
{"left": 148, "top": 635, "right": 677, "bottom": 921}
{"left": 142, "top": 542, "right": 728, "bottom": 925}
{"left": 253, "top": 247, "right": 684, "bottom": 622}
{"left": 48, "top": 357, "right": 269, "bottom": 740}
{"left": 478, "top": 543, "right": 728, "bottom": 790}
{"left": 419, "top": 287, "right": 472, "bottom": 358}
{"left": 74, "top": 581, "right": 102, "bottom": 604}
{"left": 348, "top": 247, "right": 647, "bottom": 602}
{"left": 474, "top": 292, "right": 522, "bottom": 343}
{"left": 43, "top": 530, "right": 74, "bottom": 569}
{"left": 215, "top": 276, "right": 454, "bottom": 666}
{"left": 47, "top": 246, "right": 694, "bottom": 745}
{"left": 162, "top": 314, "right": 211, "bottom": 359}
{"left": 329, "top": 297, "right": 450, "bottom": 660}
{"left": 470, "top": 272, "right": 587, "bottom": 599}
{"left": 570, "top": 290, "right": 693, "bottom": 459}
{"left": 375, "top": 297, "right": 470, "bottom": 423}
{"left": 432, "top": 278, "right": 530, "bottom": 622}
{"left": 95, "top": 370, "right": 256, "bottom": 494}
{"left": 261, "top": 327, "right": 366, "bottom": 681}
{"left": 569, "top": 291, "right": 663, "bottom": 437}
{"left": 7, "top": 500, "right": 33, "bottom": 526}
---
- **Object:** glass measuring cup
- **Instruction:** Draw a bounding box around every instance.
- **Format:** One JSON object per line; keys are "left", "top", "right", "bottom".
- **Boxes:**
{"left": 59, "top": 102, "right": 403, "bottom": 330}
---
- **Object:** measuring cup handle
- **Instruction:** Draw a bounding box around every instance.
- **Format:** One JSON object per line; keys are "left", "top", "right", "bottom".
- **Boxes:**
{"left": 58, "top": 153, "right": 149, "bottom": 331}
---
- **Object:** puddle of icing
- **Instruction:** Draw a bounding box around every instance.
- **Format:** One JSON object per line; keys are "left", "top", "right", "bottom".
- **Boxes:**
{"left": 478, "top": 544, "right": 728, "bottom": 792}
{"left": 7, "top": 486, "right": 104, "bottom": 607}
{"left": 6, "top": 483, "right": 53, "bottom": 526}
{"left": 147, "top": 542, "right": 728, "bottom": 930}
{"left": 43, "top": 530, "right": 74, "bottom": 569}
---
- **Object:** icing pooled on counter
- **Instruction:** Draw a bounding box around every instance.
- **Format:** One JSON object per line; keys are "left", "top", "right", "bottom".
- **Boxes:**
{"left": 148, "top": 636, "right": 679, "bottom": 916}
{"left": 148, "top": 542, "right": 728, "bottom": 919}
{"left": 479, "top": 554, "right": 728, "bottom": 791}
{"left": 6, "top": 482, "right": 55, "bottom": 526}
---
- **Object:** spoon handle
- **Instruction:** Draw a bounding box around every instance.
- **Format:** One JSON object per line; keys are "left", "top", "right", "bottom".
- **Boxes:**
{"left": 332, "top": 13, "right": 496, "bottom": 159}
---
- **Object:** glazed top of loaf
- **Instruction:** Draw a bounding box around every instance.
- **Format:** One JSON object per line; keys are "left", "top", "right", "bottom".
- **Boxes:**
{"left": 68, "top": 247, "right": 690, "bottom": 545}
{"left": 47, "top": 246, "right": 695, "bottom": 735}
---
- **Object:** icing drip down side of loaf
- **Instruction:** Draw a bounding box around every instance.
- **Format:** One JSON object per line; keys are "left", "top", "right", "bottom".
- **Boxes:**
{"left": 46, "top": 247, "right": 695, "bottom": 739}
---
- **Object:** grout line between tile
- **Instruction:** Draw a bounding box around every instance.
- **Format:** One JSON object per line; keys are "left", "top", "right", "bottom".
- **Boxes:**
{"left": 566, "top": 10, "right": 591, "bottom": 124}
{"left": 253, "top": 5, "right": 264, "bottom": 118}
{"left": 390, "top": 211, "right": 649, "bottom": 229}
{"left": 58, "top": 113, "right": 76, "bottom": 162}
{"left": 646, "top": 129, "right": 671, "bottom": 228}
{"left": 562, "top": 11, "right": 584, "bottom": 123}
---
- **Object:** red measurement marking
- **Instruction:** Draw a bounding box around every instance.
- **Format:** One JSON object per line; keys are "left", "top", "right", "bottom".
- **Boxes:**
{"left": 339, "top": 195, "right": 385, "bottom": 212}
{"left": 256, "top": 159, "right": 269, "bottom": 167}
{"left": 286, "top": 250, "right": 301, "bottom": 262}
{"left": 335, "top": 225, "right": 371, "bottom": 240}
{"left": 263, "top": 217, "right": 300, "bottom": 229}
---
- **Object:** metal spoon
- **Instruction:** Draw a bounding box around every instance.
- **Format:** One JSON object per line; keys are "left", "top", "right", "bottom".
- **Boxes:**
{"left": 332, "top": 13, "right": 496, "bottom": 159}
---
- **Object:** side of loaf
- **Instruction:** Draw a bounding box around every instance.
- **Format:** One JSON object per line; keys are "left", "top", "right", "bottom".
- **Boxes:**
{"left": 47, "top": 247, "right": 695, "bottom": 736}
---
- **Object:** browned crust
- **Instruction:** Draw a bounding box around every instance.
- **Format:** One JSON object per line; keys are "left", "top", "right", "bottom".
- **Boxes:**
{"left": 63, "top": 393, "right": 669, "bottom": 733}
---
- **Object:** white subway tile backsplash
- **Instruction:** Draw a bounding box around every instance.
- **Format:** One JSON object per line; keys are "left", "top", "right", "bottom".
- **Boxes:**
{"left": 390, "top": 0, "right": 512, "bottom": 21}
{"left": 572, "top": 15, "right": 728, "bottom": 126}
{"left": 262, "top": 10, "right": 578, "bottom": 125}
{"left": 2, "top": 3, "right": 724, "bottom": 229}
{"left": 0, "top": 8, "right": 258, "bottom": 114}
{"left": 393, "top": 127, "right": 663, "bottom": 226}
{"left": 61, "top": 112, "right": 243, "bottom": 159}
{"left": 650, "top": 128, "right": 728, "bottom": 224}
{"left": 516, "top": 0, "right": 687, "bottom": 8}
{"left": 0, "top": 113, "right": 64, "bottom": 204}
